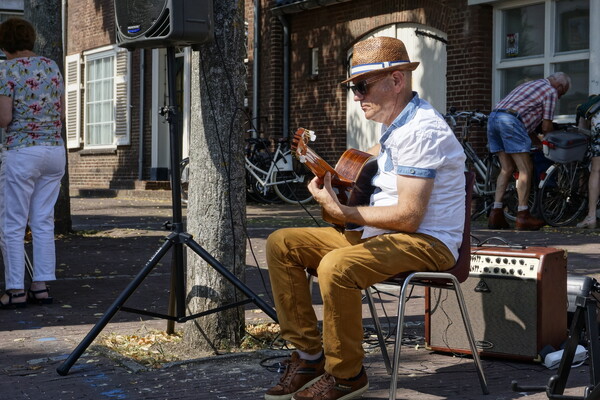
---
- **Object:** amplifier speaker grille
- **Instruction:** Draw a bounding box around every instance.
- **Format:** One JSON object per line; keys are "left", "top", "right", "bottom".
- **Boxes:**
{"left": 425, "top": 246, "right": 567, "bottom": 360}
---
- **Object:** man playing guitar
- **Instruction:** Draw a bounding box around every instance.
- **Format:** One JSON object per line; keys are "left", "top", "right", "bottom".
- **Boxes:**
{"left": 264, "top": 36, "right": 466, "bottom": 400}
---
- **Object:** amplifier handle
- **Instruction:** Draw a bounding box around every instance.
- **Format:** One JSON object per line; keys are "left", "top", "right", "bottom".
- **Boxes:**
{"left": 473, "top": 236, "right": 526, "bottom": 249}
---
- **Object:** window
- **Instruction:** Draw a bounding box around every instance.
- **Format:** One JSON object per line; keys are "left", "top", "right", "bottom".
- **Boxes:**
{"left": 65, "top": 46, "right": 130, "bottom": 149}
{"left": 501, "top": 3, "right": 544, "bottom": 59}
{"left": 0, "top": 6, "right": 24, "bottom": 60}
{"left": 493, "top": 0, "right": 590, "bottom": 121}
{"left": 86, "top": 54, "right": 115, "bottom": 146}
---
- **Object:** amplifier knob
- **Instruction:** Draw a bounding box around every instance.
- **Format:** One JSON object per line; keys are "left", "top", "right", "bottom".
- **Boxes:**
{"left": 519, "top": 259, "right": 525, "bottom": 265}
{"left": 501, "top": 268, "right": 506, "bottom": 274}
{"left": 503, "top": 258, "right": 508, "bottom": 264}
{"left": 509, "top": 269, "right": 515, "bottom": 274}
{"left": 511, "top": 259, "right": 517, "bottom": 264}
{"left": 494, "top": 267, "right": 499, "bottom": 273}
{"left": 496, "top": 258, "right": 501, "bottom": 264}
{"left": 517, "top": 269, "right": 523, "bottom": 275}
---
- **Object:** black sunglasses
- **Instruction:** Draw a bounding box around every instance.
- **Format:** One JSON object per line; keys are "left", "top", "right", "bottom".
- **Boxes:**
{"left": 346, "top": 74, "right": 388, "bottom": 95}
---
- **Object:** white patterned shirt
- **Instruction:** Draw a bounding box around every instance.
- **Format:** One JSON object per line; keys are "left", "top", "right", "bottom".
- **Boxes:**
{"left": 361, "top": 93, "right": 466, "bottom": 261}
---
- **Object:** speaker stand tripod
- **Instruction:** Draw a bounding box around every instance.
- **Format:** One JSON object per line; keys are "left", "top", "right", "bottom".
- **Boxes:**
{"left": 511, "top": 290, "right": 600, "bottom": 399}
{"left": 56, "top": 47, "right": 278, "bottom": 376}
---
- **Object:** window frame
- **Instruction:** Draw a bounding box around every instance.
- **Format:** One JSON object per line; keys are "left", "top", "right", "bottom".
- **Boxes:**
{"left": 84, "top": 47, "right": 116, "bottom": 148}
{"left": 76, "top": 44, "right": 131, "bottom": 150}
{"left": 491, "top": 0, "right": 591, "bottom": 122}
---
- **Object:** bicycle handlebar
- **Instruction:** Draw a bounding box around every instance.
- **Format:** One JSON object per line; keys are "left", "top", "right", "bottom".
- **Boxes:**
{"left": 445, "top": 108, "right": 488, "bottom": 128}
{"left": 246, "top": 137, "right": 272, "bottom": 147}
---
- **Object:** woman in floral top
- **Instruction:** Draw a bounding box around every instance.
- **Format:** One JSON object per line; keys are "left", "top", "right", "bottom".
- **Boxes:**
{"left": 0, "top": 17, "right": 65, "bottom": 308}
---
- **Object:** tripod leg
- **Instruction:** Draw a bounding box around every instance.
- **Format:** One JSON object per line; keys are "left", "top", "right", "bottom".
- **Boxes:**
{"left": 184, "top": 237, "right": 278, "bottom": 322}
{"left": 549, "top": 299, "right": 588, "bottom": 395}
{"left": 166, "top": 248, "right": 177, "bottom": 334}
{"left": 585, "top": 298, "right": 600, "bottom": 388}
{"left": 56, "top": 239, "right": 174, "bottom": 376}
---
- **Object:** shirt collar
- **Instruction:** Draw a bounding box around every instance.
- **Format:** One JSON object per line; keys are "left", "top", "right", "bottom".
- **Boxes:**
{"left": 380, "top": 91, "right": 420, "bottom": 144}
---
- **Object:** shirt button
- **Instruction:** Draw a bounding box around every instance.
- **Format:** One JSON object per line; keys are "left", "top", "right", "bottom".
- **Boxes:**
{"left": 410, "top": 168, "right": 415, "bottom": 174}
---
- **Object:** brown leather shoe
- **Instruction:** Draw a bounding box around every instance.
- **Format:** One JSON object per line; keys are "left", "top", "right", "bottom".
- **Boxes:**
{"left": 488, "top": 208, "right": 510, "bottom": 229}
{"left": 292, "top": 367, "right": 369, "bottom": 400}
{"left": 515, "top": 210, "right": 545, "bottom": 231}
{"left": 265, "top": 351, "right": 325, "bottom": 400}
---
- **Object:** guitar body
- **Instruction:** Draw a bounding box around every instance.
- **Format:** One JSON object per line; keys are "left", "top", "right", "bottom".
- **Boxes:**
{"left": 292, "top": 128, "right": 377, "bottom": 227}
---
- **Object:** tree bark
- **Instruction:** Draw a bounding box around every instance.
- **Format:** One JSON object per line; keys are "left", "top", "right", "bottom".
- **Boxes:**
{"left": 24, "top": 1, "right": 72, "bottom": 234}
{"left": 183, "top": 1, "right": 247, "bottom": 352}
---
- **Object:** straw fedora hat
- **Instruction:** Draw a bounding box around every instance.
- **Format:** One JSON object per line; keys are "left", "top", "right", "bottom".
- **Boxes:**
{"left": 341, "top": 36, "right": 419, "bottom": 84}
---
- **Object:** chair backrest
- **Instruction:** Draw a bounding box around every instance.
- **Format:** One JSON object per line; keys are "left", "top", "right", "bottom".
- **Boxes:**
{"left": 445, "top": 171, "right": 474, "bottom": 283}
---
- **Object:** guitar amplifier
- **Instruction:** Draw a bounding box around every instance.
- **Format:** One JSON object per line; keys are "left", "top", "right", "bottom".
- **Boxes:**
{"left": 425, "top": 246, "right": 567, "bottom": 361}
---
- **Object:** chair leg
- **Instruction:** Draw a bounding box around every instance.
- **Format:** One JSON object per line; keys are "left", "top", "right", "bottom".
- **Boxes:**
{"left": 451, "top": 277, "right": 490, "bottom": 395}
{"left": 365, "top": 287, "right": 392, "bottom": 374}
{"left": 388, "top": 278, "right": 414, "bottom": 400}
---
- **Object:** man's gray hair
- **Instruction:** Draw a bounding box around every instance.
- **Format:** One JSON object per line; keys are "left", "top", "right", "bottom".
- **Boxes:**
{"left": 549, "top": 72, "right": 571, "bottom": 91}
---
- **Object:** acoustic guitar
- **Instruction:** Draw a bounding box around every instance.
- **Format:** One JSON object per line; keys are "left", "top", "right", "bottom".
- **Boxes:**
{"left": 291, "top": 128, "right": 378, "bottom": 227}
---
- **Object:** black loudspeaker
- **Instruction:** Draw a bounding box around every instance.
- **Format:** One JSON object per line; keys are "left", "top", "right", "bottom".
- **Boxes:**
{"left": 425, "top": 246, "right": 567, "bottom": 361}
{"left": 114, "top": 0, "right": 213, "bottom": 49}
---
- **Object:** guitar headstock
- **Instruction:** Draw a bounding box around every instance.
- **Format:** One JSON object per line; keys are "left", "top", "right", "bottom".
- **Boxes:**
{"left": 291, "top": 128, "right": 316, "bottom": 163}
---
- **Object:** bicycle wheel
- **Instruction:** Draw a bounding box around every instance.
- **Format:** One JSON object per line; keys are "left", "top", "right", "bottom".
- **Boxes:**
{"left": 246, "top": 148, "right": 281, "bottom": 204}
{"left": 470, "top": 154, "right": 521, "bottom": 222}
{"left": 502, "top": 178, "right": 520, "bottom": 222}
{"left": 538, "top": 162, "right": 589, "bottom": 227}
{"left": 272, "top": 151, "right": 313, "bottom": 204}
{"left": 180, "top": 157, "right": 189, "bottom": 204}
{"left": 502, "top": 171, "right": 538, "bottom": 222}
{"left": 474, "top": 155, "right": 500, "bottom": 220}
{"left": 246, "top": 171, "right": 281, "bottom": 203}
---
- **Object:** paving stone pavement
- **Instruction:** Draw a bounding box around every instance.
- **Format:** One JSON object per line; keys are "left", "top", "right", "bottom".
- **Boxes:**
{"left": 0, "top": 195, "right": 598, "bottom": 399}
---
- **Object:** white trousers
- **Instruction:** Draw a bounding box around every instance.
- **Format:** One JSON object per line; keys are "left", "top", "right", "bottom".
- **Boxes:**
{"left": 0, "top": 145, "right": 65, "bottom": 290}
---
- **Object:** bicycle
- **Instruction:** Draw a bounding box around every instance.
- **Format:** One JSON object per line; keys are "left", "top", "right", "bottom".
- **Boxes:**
{"left": 244, "top": 132, "right": 313, "bottom": 205}
{"left": 444, "top": 108, "right": 520, "bottom": 221}
{"left": 180, "top": 157, "right": 190, "bottom": 203}
{"left": 180, "top": 134, "right": 313, "bottom": 205}
{"left": 537, "top": 126, "right": 598, "bottom": 226}
{"left": 244, "top": 135, "right": 281, "bottom": 204}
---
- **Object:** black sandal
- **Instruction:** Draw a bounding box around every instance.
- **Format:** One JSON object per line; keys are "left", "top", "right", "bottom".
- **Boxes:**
{"left": 0, "top": 291, "right": 27, "bottom": 309}
{"left": 27, "top": 288, "right": 53, "bottom": 305}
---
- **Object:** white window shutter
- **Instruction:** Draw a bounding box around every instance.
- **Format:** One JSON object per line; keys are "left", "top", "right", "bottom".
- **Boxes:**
{"left": 114, "top": 48, "right": 130, "bottom": 146}
{"left": 65, "top": 54, "right": 81, "bottom": 149}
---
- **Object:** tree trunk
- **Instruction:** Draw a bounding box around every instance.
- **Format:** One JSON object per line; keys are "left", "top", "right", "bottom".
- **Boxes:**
{"left": 183, "top": 1, "right": 247, "bottom": 352}
{"left": 25, "top": 1, "right": 72, "bottom": 234}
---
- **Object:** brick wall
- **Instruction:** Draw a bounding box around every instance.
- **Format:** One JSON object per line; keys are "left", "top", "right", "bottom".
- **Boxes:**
{"left": 68, "top": 0, "right": 495, "bottom": 189}
{"left": 250, "top": 0, "right": 494, "bottom": 163}
{"left": 445, "top": 1, "right": 493, "bottom": 152}
{"left": 66, "top": 0, "right": 114, "bottom": 53}
{"left": 66, "top": 0, "right": 148, "bottom": 189}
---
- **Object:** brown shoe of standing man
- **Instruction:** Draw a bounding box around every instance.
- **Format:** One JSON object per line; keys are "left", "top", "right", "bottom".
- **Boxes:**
{"left": 515, "top": 209, "right": 546, "bottom": 231}
{"left": 487, "top": 208, "right": 510, "bottom": 229}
